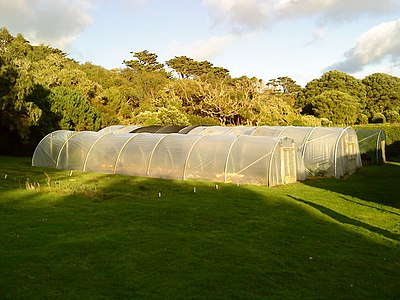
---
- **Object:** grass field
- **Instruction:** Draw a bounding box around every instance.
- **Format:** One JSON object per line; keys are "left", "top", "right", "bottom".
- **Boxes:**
{"left": 1, "top": 156, "right": 399, "bottom": 299}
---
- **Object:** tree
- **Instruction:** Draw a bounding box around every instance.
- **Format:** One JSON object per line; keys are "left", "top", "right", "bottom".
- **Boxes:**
{"left": 371, "top": 112, "right": 386, "bottom": 124}
{"left": 0, "top": 55, "right": 55, "bottom": 153}
{"left": 268, "top": 76, "right": 301, "bottom": 106}
{"left": 80, "top": 62, "right": 142, "bottom": 123}
{"left": 211, "top": 66, "right": 230, "bottom": 80}
{"left": 296, "top": 70, "right": 367, "bottom": 115}
{"left": 193, "top": 79, "right": 243, "bottom": 125}
{"left": 0, "top": 27, "right": 14, "bottom": 56}
{"left": 310, "top": 90, "right": 361, "bottom": 125}
{"left": 0, "top": 57, "right": 43, "bottom": 137}
{"left": 25, "top": 83, "right": 58, "bottom": 141}
{"left": 1, "top": 29, "right": 108, "bottom": 139}
{"left": 0, "top": 56, "right": 18, "bottom": 101}
{"left": 166, "top": 56, "right": 196, "bottom": 79}
{"left": 101, "top": 86, "right": 134, "bottom": 120}
{"left": 48, "top": 86, "right": 102, "bottom": 131}
{"left": 362, "top": 73, "right": 400, "bottom": 122}
{"left": 250, "top": 92, "right": 303, "bottom": 126}
{"left": 134, "top": 107, "right": 189, "bottom": 126}
{"left": 228, "top": 76, "right": 263, "bottom": 101}
{"left": 268, "top": 76, "right": 301, "bottom": 94}
{"left": 80, "top": 62, "right": 119, "bottom": 89}
{"left": 166, "top": 56, "right": 229, "bottom": 80}
{"left": 124, "top": 50, "right": 165, "bottom": 74}
{"left": 31, "top": 53, "right": 102, "bottom": 100}
{"left": 120, "top": 69, "right": 169, "bottom": 112}
{"left": 1, "top": 28, "right": 32, "bottom": 63}
{"left": 122, "top": 50, "right": 170, "bottom": 113}
{"left": 0, "top": 56, "right": 20, "bottom": 153}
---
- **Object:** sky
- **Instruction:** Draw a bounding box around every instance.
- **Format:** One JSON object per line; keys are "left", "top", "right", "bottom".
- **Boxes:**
{"left": 1, "top": 0, "right": 400, "bottom": 86}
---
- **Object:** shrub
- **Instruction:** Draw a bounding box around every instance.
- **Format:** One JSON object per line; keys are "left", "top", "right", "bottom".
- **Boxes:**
{"left": 187, "top": 114, "right": 220, "bottom": 126}
{"left": 357, "top": 114, "right": 369, "bottom": 125}
{"left": 371, "top": 113, "right": 386, "bottom": 124}
{"left": 320, "top": 118, "right": 332, "bottom": 127}
{"left": 291, "top": 115, "right": 321, "bottom": 127}
{"left": 385, "top": 110, "right": 400, "bottom": 123}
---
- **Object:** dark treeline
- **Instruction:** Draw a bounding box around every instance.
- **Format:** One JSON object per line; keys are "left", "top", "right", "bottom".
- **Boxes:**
{"left": 1, "top": 27, "right": 400, "bottom": 155}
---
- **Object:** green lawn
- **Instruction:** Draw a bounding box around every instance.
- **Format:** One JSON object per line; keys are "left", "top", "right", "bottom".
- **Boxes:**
{"left": 1, "top": 156, "right": 399, "bottom": 299}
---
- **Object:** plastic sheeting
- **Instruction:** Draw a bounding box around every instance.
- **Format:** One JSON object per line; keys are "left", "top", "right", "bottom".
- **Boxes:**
{"left": 32, "top": 131, "right": 299, "bottom": 187}
{"left": 355, "top": 129, "right": 386, "bottom": 164}
{"left": 187, "top": 126, "right": 362, "bottom": 178}
{"left": 98, "top": 125, "right": 197, "bottom": 134}
{"left": 98, "top": 125, "right": 142, "bottom": 134}
{"left": 31, "top": 130, "right": 79, "bottom": 168}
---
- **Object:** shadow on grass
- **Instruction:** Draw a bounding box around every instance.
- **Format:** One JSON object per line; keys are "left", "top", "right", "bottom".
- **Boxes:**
{"left": 302, "top": 162, "right": 400, "bottom": 209}
{"left": 287, "top": 195, "right": 400, "bottom": 242}
{"left": 338, "top": 195, "right": 400, "bottom": 217}
{"left": 1, "top": 156, "right": 400, "bottom": 299}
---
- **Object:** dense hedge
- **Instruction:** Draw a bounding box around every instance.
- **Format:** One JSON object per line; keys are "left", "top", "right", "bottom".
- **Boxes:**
{"left": 354, "top": 123, "right": 400, "bottom": 160}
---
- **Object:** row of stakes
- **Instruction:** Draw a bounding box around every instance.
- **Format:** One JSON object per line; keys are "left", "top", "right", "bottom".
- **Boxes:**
{"left": 157, "top": 182, "right": 240, "bottom": 197}
{"left": 3, "top": 171, "right": 73, "bottom": 179}
{"left": 3, "top": 173, "right": 241, "bottom": 196}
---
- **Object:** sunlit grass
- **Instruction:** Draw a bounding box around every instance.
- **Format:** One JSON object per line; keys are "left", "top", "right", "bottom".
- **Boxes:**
{"left": 1, "top": 156, "right": 399, "bottom": 299}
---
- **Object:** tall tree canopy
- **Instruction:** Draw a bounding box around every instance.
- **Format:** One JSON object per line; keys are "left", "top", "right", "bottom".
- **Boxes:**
{"left": 166, "top": 56, "right": 229, "bottom": 80}
{"left": 296, "top": 70, "right": 367, "bottom": 124}
{"left": 124, "top": 50, "right": 165, "bottom": 74}
{"left": 311, "top": 90, "right": 361, "bottom": 125}
{"left": 1, "top": 27, "right": 400, "bottom": 155}
{"left": 362, "top": 73, "right": 400, "bottom": 123}
{"left": 268, "top": 76, "right": 301, "bottom": 94}
{"left": 48, "top": 86, "right": 102, "bottom": 131}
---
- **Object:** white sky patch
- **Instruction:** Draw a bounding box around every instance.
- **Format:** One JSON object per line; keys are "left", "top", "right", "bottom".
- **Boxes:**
{"left": 326, "top": 20, "right": 400, "bottom": 73}
{"left": 190, "top": 35, "right": 238, "bottom": 60}
{"left": 169, "top": 34, "right": 238, "bottom": 61}
{"left": 312, "top": 26, "right": 326, "bottom": 40}
{"left": 0, "top": 0, "right": 93, "bottom": 49}
{"left": 203, "top": 0, "right": 271, "bottom": 31}
{"left": 303, "top": 25, "right": 327, "bottom": 46}
{"left": 203, "top": 0, "right": 400, "bottom": 31}
{"left": 119, "top": 0, "right": 148, "bottom": 11}
{"left": 274, "top": 0, "right": 400, "bottom": 22}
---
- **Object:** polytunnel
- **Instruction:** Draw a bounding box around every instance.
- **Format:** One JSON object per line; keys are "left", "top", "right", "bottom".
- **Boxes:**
{"left": 97, "top": 125, "right": 126, "bottom": 133}
{"left": 187, "top": 126, "right": 362, "bottom": 178}
{"left": 98, "top": 125, "right": 199, "bottom": 134}
{"left": 32, "top": 130, "right": 300, "bottom": 187}
{"left": 32, "top": 130, "right": 79, "bottom": 168}
{"left": 355, "top": 128, "right": 386, "bottom": 164}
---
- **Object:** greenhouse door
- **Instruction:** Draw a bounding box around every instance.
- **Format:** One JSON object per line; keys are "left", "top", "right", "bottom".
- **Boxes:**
{"left": 281, "top": 146, "right": 297, "bottom": 184}
{"left": 381, "top": 140, "right": 386, "bottom": 163}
